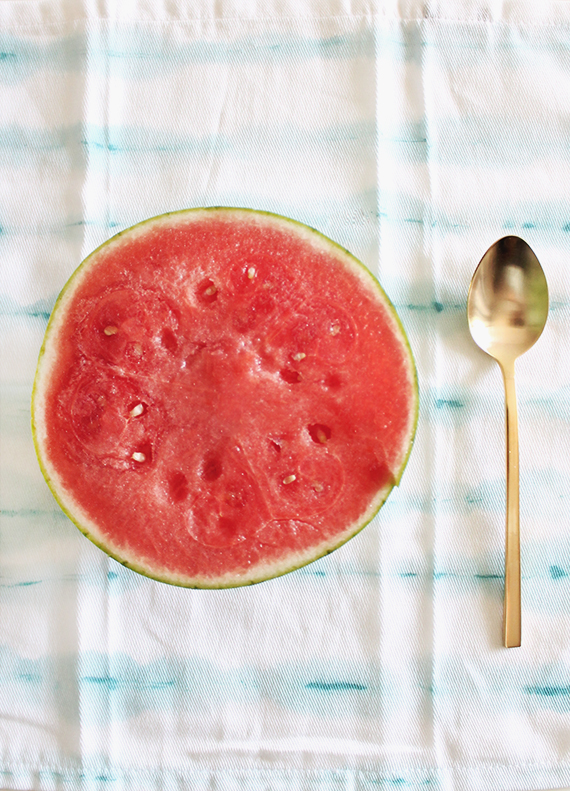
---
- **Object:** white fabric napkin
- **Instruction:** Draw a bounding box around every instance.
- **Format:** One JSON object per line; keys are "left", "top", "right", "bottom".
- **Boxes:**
{"left": 1, "top": 1, "right": 570, "bottom": 789}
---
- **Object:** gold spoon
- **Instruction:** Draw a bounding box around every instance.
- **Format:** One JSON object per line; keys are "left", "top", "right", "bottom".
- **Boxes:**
{"left": 467, "top": 236, "right": 549, "bottom": 648}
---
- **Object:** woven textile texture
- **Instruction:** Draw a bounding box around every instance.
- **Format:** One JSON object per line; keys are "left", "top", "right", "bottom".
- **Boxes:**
{"left": 1, "top": 1, "right": 570, "bottom": 789}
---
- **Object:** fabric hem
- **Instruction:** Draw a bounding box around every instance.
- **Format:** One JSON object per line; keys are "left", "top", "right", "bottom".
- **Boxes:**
{"left": 4, "top": 0, "right": 570, "bottom": 31}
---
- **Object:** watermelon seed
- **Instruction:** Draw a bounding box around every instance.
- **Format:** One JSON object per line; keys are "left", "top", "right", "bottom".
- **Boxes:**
{"left": 291, "top": 352, "right": 306, "bottom": 361}
{"left": 283, "top": 474, "right": 296, "bottom": 485}
{"left": 280, "top": 368, "right": 302, "bottom": 384}
{"left": 312, "top": 481, "right": 324, "bottom": 492}
{"left": 103, "top": 325, "right": 118, "bottom": 336}
{"left": 247, "top": 267, "right": 256, "bottom": 279}
{"left": 130, "top": 403, "right": 144, "bottom": 418}
{"left": 308, "top": 423, "right": 332, "bottom": 444}
{"left": 197, "top": 278, "right": 219, "bottom": 304}
{"left": 330, "top": 323, "right": 341, "bottom": 336}
{"left": 132, "top": 343, "right": 143, "bottom": 357}
{"left": 132, "top": 451, "right": 146, "bottom": 462}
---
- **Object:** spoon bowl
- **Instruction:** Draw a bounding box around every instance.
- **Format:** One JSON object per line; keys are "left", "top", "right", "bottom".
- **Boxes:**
{"left": 467, "top": 236, "right": 548, "bottom": 647}
{"left": 468, "top": 236, "right": 549, "bottom": 362}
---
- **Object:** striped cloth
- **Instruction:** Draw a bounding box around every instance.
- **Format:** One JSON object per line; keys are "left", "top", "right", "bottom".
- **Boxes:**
{"left": 1, "top": 1, "right": 570, "bottom": 789}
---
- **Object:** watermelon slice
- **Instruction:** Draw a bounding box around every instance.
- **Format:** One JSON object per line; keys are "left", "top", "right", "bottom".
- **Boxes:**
{"left": 32, "top": 208, "right": 418, "bottom": 588}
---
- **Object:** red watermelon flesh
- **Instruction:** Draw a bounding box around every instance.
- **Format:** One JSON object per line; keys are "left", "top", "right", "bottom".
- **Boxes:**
{"left": 32, "top": 208, "right": 418, "bottom": 587}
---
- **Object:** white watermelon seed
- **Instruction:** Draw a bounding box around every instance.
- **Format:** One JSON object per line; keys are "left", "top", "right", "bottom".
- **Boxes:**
{"left": 132, "top": 451, "right": 146, "bottom": 462}
{"left": 316, "top": 428, "right": 328, "bottom": 444}
{"left": 283, "top": 474, "right": 296, "bottom": 485}
{"left": 104, "top": 326, "right": 118, "bottom": 336}
{"left": 132, "top": 343, "right": 143, "bottom": 357}
{"left": 330, "top": 323, "right": 341, "bottom": 336}
{"left": 204, "top": 284, "right": 217, "bottom": 296}
{"left": 292, "top": 352, "right": 306, "bottom": 361}
{"left": 312, "top": 481, "right": 324, "bottom": 492}
{"left": 130, "top": 403, "right": 144, "bottom": 418}
{"left": 247, "top": 267, "right": 256, "bottom": 279}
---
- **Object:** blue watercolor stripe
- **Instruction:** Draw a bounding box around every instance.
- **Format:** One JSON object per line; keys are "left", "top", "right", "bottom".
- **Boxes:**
{"left": 0, "top": 294, "right": 54, "bottom": 320}
{"left": 5, "top": 196, "right": 570, "bottom": 251}
{"left": 2, "top": 556, "right": 570, "bottom": 588}
{"left": 3, "top": 646, "right": 570, "bottom": 724}
{"left": 394, "top": 18, "right": 570, "bottom": 71}
{"left": 0, "top": 121, "right": 375, "bottom": 162}
{"left": 0, "top": 509, "right": 72, "bottom": 519}
{"left": 3, "top": 507, "right": 570, "bottom": 587}
{"left": 379, "top": 119, "right": 570, "bottom": 168}
{"left": 381, "top": 470, "right": 570, "bottom": 520}
{"left": 2, "top": 22, "right": 569, "bottom": 81}
{"left": 3, "top": 117, "right": 570, "bottom": 169}
{"left": 0, "top": 29, "right": 375, "bottom": 84}
{"left": 0, "top": 764, "right": 441, "bottom": 791}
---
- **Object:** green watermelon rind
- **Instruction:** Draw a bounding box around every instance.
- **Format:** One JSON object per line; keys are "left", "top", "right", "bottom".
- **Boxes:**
{"left": 32, "top": 207, "right": 418, "bottom": 589}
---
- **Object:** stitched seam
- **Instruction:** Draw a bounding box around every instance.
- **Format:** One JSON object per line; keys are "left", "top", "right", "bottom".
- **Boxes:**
{"left": 2, "top": 759, "right": 570, "bottom": 774}
{"left": 5, "top": 16, "right": 570, "bottom": 32}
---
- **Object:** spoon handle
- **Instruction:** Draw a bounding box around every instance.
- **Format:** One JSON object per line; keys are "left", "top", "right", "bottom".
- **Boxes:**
{"left": 501, "top": 360, "right": 521, "bottom": 648}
